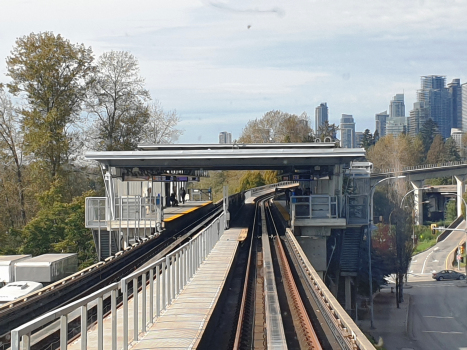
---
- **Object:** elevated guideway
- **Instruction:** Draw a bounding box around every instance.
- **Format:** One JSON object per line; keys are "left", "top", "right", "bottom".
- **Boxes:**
{"left": 10, "top": 185, "right": 374, "bottom": 350}
{"left": 372, "top": 160, "right": 467, "bottom": 225}
{"left": 0, "top": 200, "right": 221, "bottom": 347}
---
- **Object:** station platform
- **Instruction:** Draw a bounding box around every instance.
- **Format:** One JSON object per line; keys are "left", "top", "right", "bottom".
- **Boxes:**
{"left": 162, "top": 200, "right": 212, "bottom": 222}
{"left": 68, "top": 226, "right": 241, "bottom": 350}
{"left": 131, "top": 228, "right": 241, "bottom": 349}
{"left": 272, "top": 199, "right": 290, "bottom": 222}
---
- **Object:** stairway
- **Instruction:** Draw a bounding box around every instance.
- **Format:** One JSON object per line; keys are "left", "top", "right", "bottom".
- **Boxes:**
{"left": 93, "top": 230, "right": 119, "bottom": 260}
{"left": 340, "top": 228, "right": 363, "bottom": 274}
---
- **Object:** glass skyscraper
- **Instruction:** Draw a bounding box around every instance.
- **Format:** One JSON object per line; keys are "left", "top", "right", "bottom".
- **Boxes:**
{"left": 315, "top": 102, "right": 328, "bottom": 133}
{"left": 340, "top": 114, "right": 355, "bottom": 148}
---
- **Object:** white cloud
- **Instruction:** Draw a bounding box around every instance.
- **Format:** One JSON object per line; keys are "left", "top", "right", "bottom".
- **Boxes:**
{"left": 1, "top": 0, "right": 467, "bottom": 143}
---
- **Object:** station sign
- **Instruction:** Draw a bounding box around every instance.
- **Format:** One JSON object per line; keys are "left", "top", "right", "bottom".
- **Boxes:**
{"left": 123, "top": 175, "right": 199, "bottom": 182}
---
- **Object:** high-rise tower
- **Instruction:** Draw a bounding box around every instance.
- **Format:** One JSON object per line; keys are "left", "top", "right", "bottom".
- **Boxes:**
{"left": 315, "top": 103, "right": 328, "bottom": 133}
{"left": 448, "top": 78, "right": 462, "bottom": 129}
{"left": 389, "top": 94, "right": 405, "bottom": 118}
{"left": 375, "top": 111, "right": 389, "bottom": 138}
{"left": 408, "top": 101, "right": 429, "bottom": 136}
{"left": 462, "top": 83, "right": 467, "bottom": 132}
{"left": 418, "top": 75, "right": 451, "bottom": 138}
{"left": 218, "top": 131, "right": 232, "bottom": 144}
{"left": 340, "top": 114, "right": 355, "bottom": 148}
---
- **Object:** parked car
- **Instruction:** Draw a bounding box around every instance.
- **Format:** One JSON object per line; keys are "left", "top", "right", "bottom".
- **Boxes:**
{"left": 432, "top": 270, "right": 466, "bottom": 281}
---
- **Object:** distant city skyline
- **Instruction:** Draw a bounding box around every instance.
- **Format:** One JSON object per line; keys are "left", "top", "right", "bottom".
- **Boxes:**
{"left": 219, "top": 131, "right": 232, "bottom": 144}
{"left": 1, "top": 1, "right": 467, "bottom": 144}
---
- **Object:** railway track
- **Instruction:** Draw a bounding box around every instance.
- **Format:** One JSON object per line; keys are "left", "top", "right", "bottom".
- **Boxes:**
{"left": 0, "top": 201, "right": 228, "bottom": 349}
{"left": 233, "top": 196, "right": 322, "bottom": 350}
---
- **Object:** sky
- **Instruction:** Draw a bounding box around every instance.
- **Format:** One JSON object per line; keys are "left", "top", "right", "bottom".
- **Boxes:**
{"left": 1, "top": 0, "right": 467, "bottom": 143}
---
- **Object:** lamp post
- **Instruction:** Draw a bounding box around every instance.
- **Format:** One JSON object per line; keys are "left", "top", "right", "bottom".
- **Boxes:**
{"left": 400, "top": 187, "right": 431, "bottom": 248}
{"left": 368, "top": 175, "right": 406, "bottom": 329}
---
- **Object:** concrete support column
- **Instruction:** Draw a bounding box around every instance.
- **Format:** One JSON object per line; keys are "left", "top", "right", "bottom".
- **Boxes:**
{"left": 455, "top": 176, "right": 466, "bottom": 218}
{"left": 345, "top": 276, "right": 352, "bottom": 312}
{"left": 411, "top": 180, "right": 424, "bottom": 225}
{"left": 295, "top": 235, "right": 327, "bottom": 280}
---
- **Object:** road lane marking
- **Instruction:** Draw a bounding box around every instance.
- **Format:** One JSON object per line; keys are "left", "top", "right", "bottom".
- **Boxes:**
{"left": 414, "top": 283, "right": 456, "bottom": 287}
{"left": 422, "top": 331, "right": 463, "bottom": 334}
{"left": 423, "top": 316, "right": 454, "bottom": 319}
{"left": 421, "top": 250, "right": 434, "bottom": 274}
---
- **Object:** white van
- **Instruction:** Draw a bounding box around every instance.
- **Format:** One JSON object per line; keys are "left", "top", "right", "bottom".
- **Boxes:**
{"left": 0, "top": 281, "right": 43, "bottom": 305}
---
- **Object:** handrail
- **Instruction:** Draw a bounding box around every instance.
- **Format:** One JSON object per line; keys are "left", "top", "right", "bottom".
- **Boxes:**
{"left": 10, "top": 212, "right": 226, "bottom": 350}
{"left": 285, "top": 229, "right": 375, "bottom": 350}
{"left": 11, "top": 283, "right": 120, "bottom": 350}
{"left": 249, "top": 181, "right": 298, "bottom": 195}
{"left": 373, "top": 160, "right": 467, "bottom": 175}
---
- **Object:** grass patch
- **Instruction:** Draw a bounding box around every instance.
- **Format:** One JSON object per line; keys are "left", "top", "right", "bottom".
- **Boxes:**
{"left": 413, "top": 238, "right": 438, "bottom": 255}
{"left": 412, "top": 224, "right": 443, "bottom": 255}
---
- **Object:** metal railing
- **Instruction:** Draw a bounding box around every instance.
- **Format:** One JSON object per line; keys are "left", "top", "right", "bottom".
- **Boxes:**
{"left": 344, "top": 194, "right": 369, "bottom": 225}
{"left": 291, "top": 195, "right": 338, "bottom": 219}
{"left": 373, "top": 160, "right": 467, "bottom": 175}
{"left": 11, "top": 282, "right": 120, "bottom": 350}
{"left": 85, "top": 197, "right": 107, "bottom": 227}
{"left": 86, "top": 196, "right": 163, "bottom": 227}
{"left": 10, "top": 213, "right": 226, "bottom": 350}
{"left": 120, "top": 212, "right": 225, "bottom": 349}
{"left": 247, "top": 181, "right": 297, "bottom": 198}
{"left": 285, "top": 229, "right": 375, "bottom": 350}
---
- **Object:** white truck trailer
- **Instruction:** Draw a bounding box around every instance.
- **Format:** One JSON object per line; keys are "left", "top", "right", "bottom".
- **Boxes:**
{"left": 14, "top": 253, "right": 78, "bottom": 284}
{"left": 0, "top": 281, "right": 43, "bottom": 304}
{"left": 0, "top": 255, "right": 32, "bottom": 287}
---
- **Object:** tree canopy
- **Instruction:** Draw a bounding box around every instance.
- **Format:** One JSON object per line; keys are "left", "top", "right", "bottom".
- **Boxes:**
{"left": 87, "top": 50, "right": 150, "bottom": 151}
{"left": 0, "top": 33, "right": 181, "bottom": 267}
{"left": 7, "top": 32, "right": 95, "bottom": 178}
{"left": 142, "top": 103, "right": 183, "bottom": 144}
{"left": 238, "top": 110, "right": 312, "bottom": 143}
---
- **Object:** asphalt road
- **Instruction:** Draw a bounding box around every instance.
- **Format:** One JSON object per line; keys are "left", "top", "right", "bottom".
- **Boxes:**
{"left": 405, "top": 221, "right": 467, "bottom": 350}
{"left": 407, "top": 280, "right": 467, "bottom": 350}
{"left": 409, "top": 221, "right": 466, "bottom": 280}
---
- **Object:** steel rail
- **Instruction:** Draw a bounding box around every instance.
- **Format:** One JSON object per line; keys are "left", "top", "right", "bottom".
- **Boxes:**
{"left": 232, "top": 202, "right": 258, "bottom": 350}
{"left": 0, "top": 200, "right": 224, "bottom": 346}
{"left": 284, "top": 229, "right": 375, "bottom": 350}
{"left": 265, "top": 201, "right": 322, "bottom": 350}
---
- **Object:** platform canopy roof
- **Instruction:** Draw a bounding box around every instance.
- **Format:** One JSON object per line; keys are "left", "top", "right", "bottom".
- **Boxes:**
{"left": 85, "top": 143, "right": 365, "bottom": 174}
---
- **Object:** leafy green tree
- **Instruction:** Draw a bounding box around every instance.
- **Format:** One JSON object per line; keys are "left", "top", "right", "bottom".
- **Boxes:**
{"left": 20, "top": 182, "right": 96, "bottom": 267}
{"left": 444, "top": 137, "right": 461, "bottom": 162}
{"left": 263, "top": 170, "right": 278, "bottom": 184}
{"left": 237, "top": 171, "right": 265, "bottom": 192}
{"left": 391, "top": 207, "right": 413, "bottom": 307}
{"left": 445, "top": 199, "right": 457, "bottom": 222}
{"left": 373, "top": 129, "right": 380, "bottom": 142}
{"left": 87, "top": 51, "right": 150, "bottom": 151}
{"left": 426, "top": 134, "right": 444, "bottom": 164}
{"left": 0, "top": 89, "right": 26, "bottom": 225}
{"left": 6, "top": 32, "right": 95, "bottom": 178}
{"left": 425, "top": 177, "right": 452, "bottom": 186}
{"left": 316, "top": 120, "right": 339, "bottom": 141}
{"left": 53, "top": 191, "right": 97, "bottom": 268}
{"left": 360, "top": 129, "right": 374, "bottom": 150}
{"left": 419, "top": 118, "right": 440, "bottom": 154}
